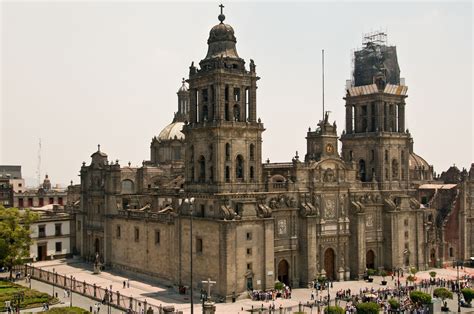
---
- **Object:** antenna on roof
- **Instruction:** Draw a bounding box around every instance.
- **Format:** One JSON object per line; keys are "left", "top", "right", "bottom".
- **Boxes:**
{"left": 322, "top": 49, "right": 325, "bottom": 120}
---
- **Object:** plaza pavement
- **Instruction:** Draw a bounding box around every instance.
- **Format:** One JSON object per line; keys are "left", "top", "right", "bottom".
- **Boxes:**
{"left": 26, "top": 259, "right": 474, "bottom": 313}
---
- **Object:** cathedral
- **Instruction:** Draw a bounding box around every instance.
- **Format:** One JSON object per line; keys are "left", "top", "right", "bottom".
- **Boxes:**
{"left": 74, "top": 7, "right": 474, "bottom": 300}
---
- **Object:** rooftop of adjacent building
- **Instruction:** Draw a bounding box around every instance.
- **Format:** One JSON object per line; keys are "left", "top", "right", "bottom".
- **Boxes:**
{"left": 0, "top": 165, "right": 22, "bottom": 179}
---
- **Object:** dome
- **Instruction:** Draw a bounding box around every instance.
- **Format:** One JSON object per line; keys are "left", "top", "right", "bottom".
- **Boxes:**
{"left": 409, "top": 152, "right": 430, "bottom": 170}
{"left": 158, "top": 122, "right": 185, "bottom": 141}
{"left": 178, "top": 78, "right": 188, "bottom": 93}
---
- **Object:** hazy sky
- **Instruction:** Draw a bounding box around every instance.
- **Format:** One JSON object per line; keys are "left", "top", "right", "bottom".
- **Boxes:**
{"left": 1, "top": 1, "right": 472, "bottom": 187}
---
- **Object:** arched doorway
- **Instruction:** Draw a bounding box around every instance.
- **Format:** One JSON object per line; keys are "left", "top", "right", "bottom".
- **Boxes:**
{"left": 277, "top": 259, "right": 289, "bottom": 285}
{"left": 324, "top": 248, "right": 336, "bottom": 280}
{"left": 366, "top": 250, "right": 375, "bottom": 269}
{"left": 94, "top": 238, "right": 100, "bottom": 254}
{"left": 430, "top": 249, "right": 436, "bottom": 267}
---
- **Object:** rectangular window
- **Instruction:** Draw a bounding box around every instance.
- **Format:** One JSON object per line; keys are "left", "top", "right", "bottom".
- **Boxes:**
{"left": 28, "top": 198, "right": 33, "bottom": 207}
{"left": 247, "top": 263, "right": 252, "bottom": 270}
{"left": 234, "top": 88, "right": 241, "bottom": 101}
{"left": 202, "top": 89, "right": 208, "bottom": 102}
{"left": 39, "top": 198, "right": 44, "bottom": 207}
{"left": 58, "top": 197, "right": 63, "bottom": 205}
{"left": 55, "top": 242, "right": 62, "bottom": 252}
{"left": 116, "top": 225, "right": 121, "bottom": 238}
{"left": 246, "top": 232, "right": 252, "bottom": 240}
{"left": 247, "top": 248, "right": 252, "bottom": 255}
{"left": 134, "top": 227, "right": 139, "bottom": 242}
{"left": 404, "top": 231, "right": 409, "bottom": 239}
{"left": 404, "top": 219, "right": 409, "bottom": 227}
{"left": 49, "top": 197, "right": 54, "bottom": 204}
{"left": 55, "top": 223, "right": 62, "bottom": 236}
{"left": 155, "top": 230, "right": 160, "bottom": 245}
{"left": 38, "top": 225, "right": 46, "bottom": 238}
{"left": 18, "top": 198, "right": 24, "bottom": 208}
{"left": 196, "top": 238, "right": 203, "bottom": 253}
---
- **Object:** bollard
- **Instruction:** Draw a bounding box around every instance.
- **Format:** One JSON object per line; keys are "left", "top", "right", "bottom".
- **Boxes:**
{"left": 93, "top": 283, "right": 97, "bottom": 298}
{"left": 83, "top": 281, "right": 86, "bottom": 294}
{"left": 116, "top": 291, "right": 120, "bottom": 306}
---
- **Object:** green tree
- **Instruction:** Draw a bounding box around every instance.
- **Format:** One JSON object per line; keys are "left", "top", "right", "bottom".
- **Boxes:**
{"left": 274, "top": 281, "right": 284, "bottom": 290}
{"left": 356, "top": 302, "right": 380, "bottom": 314}
{"left": 324, "top": 305, "right": 344, "bottom": 314}
{"left": 433, "top": 287, "right": 453, "bottom": 302}
{"left": 461, "top": 288, "right": 474, "bottom": 305}
{"left": 429, "top": 271, "right": 437, "bottom": 278}
{"left": 0, "top": 206, "right": 38, "bottom": 279}
{"left": 388, "top": 298, "right": 400, "bottom": 309}
{"left": 410, "top": 291, "right": 432, "bottom": 305}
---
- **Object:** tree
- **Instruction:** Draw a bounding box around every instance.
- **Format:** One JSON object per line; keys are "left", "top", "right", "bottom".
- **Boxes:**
{"left": 410, "top": 291, "right": 432, "bottom": 306}
{"left": 461, "top": 288, "right": 474, "bottom": 305}
{"left": 356, "top": 302, "right": 380, "bottom": 314}
{"left": 429, "top": 271, "right": 437, "bottom": 279}
{"left": 0, "top": 206, "right": 38, "bottom": 279}
{"left": 433, "top": 287, "right": 453, "bottom": 302}
{"left": 388, "top": 298, "right": 400, "bottom": 309}
{"left": 324, "top": 305, "right": 344, "bottom": 314}
{"left": 274, "top": 281, "right": 284, "bottom": 290}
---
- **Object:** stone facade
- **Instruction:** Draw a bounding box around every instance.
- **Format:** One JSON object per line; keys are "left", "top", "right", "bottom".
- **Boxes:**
{"left": 75, "top": 8, "right": 474, "bottom": 301}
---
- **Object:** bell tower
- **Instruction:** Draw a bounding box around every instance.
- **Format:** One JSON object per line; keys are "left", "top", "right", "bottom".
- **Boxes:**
{"left": 182, "top": 6, "right": 264, "bottom": 193}
{"left": 341, "top": 32, "right": 411, "bottom": 186}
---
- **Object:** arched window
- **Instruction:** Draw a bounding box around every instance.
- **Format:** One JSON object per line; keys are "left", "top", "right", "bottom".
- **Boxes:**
{"left": 250, "top": 144, "right": 255, "bottom": 160}
{"left": 359, "top": 159, "right": 366, "bottom": 182}
{"left": 392, "top": 159, "right": 399, "bottom": 180}
{"left": 233, "top": 104, "right": 240, "bottom": 121}
{"left": 250, "top": 166, "right": 254, "bottom": 180}
{"left": 121, "top": 180, "right": 134, "bottom": 194}
{"left": 198, "top": 156, "right": 206, "bottom": 182}
{"left": 225, "top": 166, "right": 230, "bottom": 182}
{"left": 202, "top": 105, "right": 209, "bottom": 121}
{"left": 225, "top": 143, "right": 231, "bottom": 161}
{"left": 236, "top": 155, "right": 244, "bottom": 179}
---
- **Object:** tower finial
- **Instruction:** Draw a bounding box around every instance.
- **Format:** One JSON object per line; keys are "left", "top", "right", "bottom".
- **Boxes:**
{"left": 218, "top": 3, "right": 225, "bottom": 23}
{"left": 182, "top": 77, "right": 185, "bottom": 84}
{"left": 98, "top": 144, "right": 101, "bottom": 151}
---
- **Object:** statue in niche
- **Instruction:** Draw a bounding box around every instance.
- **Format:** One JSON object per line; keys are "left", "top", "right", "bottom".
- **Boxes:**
{"left": 324, "top": 168, "right": 335, "bottom": 183}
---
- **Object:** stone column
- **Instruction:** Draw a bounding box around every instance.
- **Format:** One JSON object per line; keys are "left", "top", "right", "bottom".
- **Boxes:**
{"left": 345, "top": 104, "right": 353, "bottom": 133}
{"left": 249, "top": 78, "right": 257, "bottom": 122}
{"left": 398, "top": 103, "right": 405, "bottom": 132}
{"left": 354, "top": 105, "right": 359, "bottom": 133}
{"left": 190, "top": 89, "right": 197, "bottom": 123}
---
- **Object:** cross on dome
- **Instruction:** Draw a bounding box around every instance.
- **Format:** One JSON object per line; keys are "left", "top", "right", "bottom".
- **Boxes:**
{"left": 218, "top": 3, "right": 225, "bottom": 23}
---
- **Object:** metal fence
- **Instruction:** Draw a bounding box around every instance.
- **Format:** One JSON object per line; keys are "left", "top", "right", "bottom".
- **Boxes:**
{"left": 14, "top": 265, "right": 182, "bottom": 314}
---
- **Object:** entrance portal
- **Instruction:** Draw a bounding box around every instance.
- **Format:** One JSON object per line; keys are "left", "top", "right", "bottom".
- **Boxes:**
{"left": 94, "top": 238, "right": 100, "bottom": 254}
{"left": 324, "top": 248, "right": 335, "bottom": 280}
{"left": 430, "top": 249, "right": 436, "bottom": 267}
{"left": 277, "top": 259, "right": 289, "bottom": 285}
{"left": 366, "top": 250, "right": 375, "bottom": 269}
{"left": 37, "top": 244, "right": 47, "bottom": 261}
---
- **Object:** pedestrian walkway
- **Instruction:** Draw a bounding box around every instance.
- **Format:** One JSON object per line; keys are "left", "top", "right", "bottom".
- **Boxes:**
{"left": 25, "top": 259, "right": 474, "bottom": 313}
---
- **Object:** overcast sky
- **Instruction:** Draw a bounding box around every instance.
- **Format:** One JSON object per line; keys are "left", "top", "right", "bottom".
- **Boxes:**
{"left": 1, "top": 1, "right": 472, "bottom": 187}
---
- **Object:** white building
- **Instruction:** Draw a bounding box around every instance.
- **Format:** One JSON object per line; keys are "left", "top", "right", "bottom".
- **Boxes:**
{"left": 29, "top": 206, "right": 72, "bottom": 261}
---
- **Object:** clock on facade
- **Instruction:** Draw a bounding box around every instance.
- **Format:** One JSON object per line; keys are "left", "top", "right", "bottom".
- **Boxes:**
{"left": 326, "top": 144, "right": 334, "bottom": 154}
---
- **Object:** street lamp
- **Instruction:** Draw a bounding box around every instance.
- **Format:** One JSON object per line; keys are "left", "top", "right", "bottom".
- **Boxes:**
{"left": 184, "top": 197, "right": 195, "bottom": 314}
{"left": 453, "top": 260, "right": 463, "bottom": 313}
{"left": 52, "top": 268, "right": 55, "bottom": 299}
